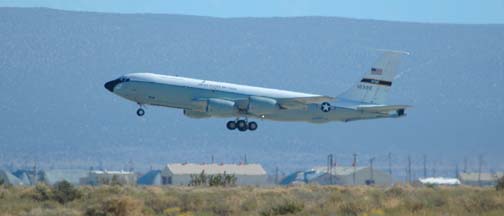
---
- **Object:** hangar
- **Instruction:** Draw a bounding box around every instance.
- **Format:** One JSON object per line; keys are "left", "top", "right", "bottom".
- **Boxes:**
{"left": 161, "top": 163, "right": 267, "bottom": 186}
{"left": 281, "top": 166, "right": 392, "bottom": 186}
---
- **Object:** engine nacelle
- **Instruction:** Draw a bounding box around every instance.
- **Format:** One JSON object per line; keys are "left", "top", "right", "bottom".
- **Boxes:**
{"left": 183, "top": 110, "right": 211, "bottom": 119}
{"left": 205, "top": 98, "right": 237, "bottom": 117}
{"left": 247, "top": 96, "right": 279, "bottom": 115}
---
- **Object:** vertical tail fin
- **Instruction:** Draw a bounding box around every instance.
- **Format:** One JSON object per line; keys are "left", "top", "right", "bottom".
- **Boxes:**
{"left": 338, "top": 50, "right": 408, "bottom": 104}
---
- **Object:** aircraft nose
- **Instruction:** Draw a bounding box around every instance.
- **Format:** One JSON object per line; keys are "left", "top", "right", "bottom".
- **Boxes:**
{"left": 104, "top": 79, "right": 121, "bottom": 92}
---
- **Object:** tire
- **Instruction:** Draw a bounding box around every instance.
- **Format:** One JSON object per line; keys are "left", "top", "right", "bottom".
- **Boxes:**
{"left": 226, "top": 121, "right": 237, "bottom": 130}
{"left": 248, "top": 121, "right": 258, "bottom": 131}
{"left": 237, "top": 120, "right": 248, "bottom": 132}
{"left": 136, "top": 108, "right": 145, "bottom": 116}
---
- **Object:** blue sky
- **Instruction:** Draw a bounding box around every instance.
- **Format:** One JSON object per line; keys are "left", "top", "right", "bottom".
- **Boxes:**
{"left": 1, "top": 0, "right": 503, "bottom": 23}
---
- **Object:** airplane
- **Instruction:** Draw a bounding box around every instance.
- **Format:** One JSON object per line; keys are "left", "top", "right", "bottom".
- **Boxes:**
{"left": 104, "top": 50, "right": 410, "bottom": 132}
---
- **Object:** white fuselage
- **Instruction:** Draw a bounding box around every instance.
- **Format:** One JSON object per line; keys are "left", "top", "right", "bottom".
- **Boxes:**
{"left": 105, "top": 73, "right": 390, "bottom": 123}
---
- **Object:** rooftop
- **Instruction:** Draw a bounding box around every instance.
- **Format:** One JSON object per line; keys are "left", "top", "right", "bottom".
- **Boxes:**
{"left": 458, "top": 172, "right": 504, "bottom": 181}
{"left": 165, "top": 163, "right": 267, "bottom": 175}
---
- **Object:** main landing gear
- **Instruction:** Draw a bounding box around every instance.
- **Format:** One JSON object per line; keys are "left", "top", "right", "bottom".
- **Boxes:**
{"left": 136, "top": 104, "right": 145, "bottom": 116}
{"left": 226, "top": 119, "right": 258, "bottom": 132}
{"left": 136, "top": 108, "right": 145, "bottom": 116}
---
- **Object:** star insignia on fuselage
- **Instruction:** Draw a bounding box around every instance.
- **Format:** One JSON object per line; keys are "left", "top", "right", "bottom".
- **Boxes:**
{"left": 321, "top": 102, "right": 331, "bottom": 112}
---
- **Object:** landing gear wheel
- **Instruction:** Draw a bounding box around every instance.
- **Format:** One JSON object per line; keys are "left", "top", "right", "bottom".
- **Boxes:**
{"left": 237, "top": 120, "right": 248, "bottom": 132}
{"left": 136, "top": 108, "right": 145, "bottom": 116}
{"left": 226, "top": 121, "right": 237, "bottom": 130}
{"left": 248, "top": 121, "right": 258, "bottom": 131}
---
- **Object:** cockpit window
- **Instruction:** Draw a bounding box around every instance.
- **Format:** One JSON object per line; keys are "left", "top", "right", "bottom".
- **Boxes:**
{"left": 118, "top": 77, "right": 130, "bottom": 82}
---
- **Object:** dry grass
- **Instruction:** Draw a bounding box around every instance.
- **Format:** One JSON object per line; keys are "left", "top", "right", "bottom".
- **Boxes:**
{"left": 0, "top": 184, "right": 504, "bottom": 215}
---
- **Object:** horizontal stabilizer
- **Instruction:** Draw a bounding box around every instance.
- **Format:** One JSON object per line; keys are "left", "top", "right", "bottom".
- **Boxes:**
{"left": 356, "top": 104, "right": 411, "bottom": 113}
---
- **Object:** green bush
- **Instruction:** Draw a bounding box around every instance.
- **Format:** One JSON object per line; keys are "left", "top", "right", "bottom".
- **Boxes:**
{"left": 189, "top": 171, "right": 237, "bottom": 187}
{"left": 52, "top": 180, "right": 81, "bottom": 204}
{"left": 261, "top": 201, "right": 304, "bottom": 216}
{"left": 32, "top": 183, "right": 53, "bottom": 202}
{"left": 496, "top": 176, "right": 504, "bottom": 191}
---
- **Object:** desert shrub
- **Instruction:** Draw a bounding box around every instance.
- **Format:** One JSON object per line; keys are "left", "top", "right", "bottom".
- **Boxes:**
{"left": 260, "top": 201, "right": 304, "bottom": 216}
{"left": 404, "top": 196, "right": 425, "bottom": 213}
{"left": 385, "top": 185, "right": 405, "bottom": 197}
{"left": 85, "top": 195, "right": 144, "bottom": 216}
{"left": 240, "top": 196, "right": 258, "bottom": 212}
{"left": 180, "top": 192, "right": 205, "bottom": 212}
{"left": 496, "top": 176, "right": 504, "bottom": 191}
{"left": 338, "top": 201, "right": 365, "bottom": 216}
{"left": 52, "top": 180, "right": 81, "bottom": 204}
{"left": 31, "top": 183, "right": 53, "bottom": 202}
{"left": 144, "top": 194, "right": 181, "bottom": 214}
{"left": 23, "top": 207, "right": 81, "bottom": 216}
{"left": 163, "top": 207, "right": 181, "bottom": 216}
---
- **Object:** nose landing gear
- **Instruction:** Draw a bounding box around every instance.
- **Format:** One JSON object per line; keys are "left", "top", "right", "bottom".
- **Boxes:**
{"left": 226, "top": 119, "right": 258, "bottom": 132}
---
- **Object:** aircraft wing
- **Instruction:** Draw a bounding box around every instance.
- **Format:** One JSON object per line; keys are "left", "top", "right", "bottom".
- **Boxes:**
{"left": 277, "top": 96, "right": 334, "bottom": 109}
{"left": 356, "top": 104, "right": 411, "bottom": 113}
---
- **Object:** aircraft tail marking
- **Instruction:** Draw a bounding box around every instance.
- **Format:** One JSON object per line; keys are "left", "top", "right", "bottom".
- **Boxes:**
{"left": 337, "top": 50, "right": 408, "bottom": 104}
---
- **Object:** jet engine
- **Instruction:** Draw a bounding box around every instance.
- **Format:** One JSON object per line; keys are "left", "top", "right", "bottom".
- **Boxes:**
{"left": 205, "top": 98, "right": 237, "bottom": 117}
{"left": 247, "top": 96, "right": 279, "bottom": 116}
{"left": 185, "top": 98, "right": 238, "bottom": 118}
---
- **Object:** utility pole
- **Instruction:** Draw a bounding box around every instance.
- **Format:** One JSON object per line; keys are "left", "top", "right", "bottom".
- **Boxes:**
{"left": 478, "top": 154, "right": 483, "bottom": 187}
{"left": 352, "top": 153, "right": 357, "bottom": 185}
{"left": 463, "top": 157, "right": 468, "bottom": 173}
{"left": 369, "top": 157, "right": 375, "bottom": 181}
{"left": 423, "top": 154, "right": 427, "bottom": 178}
{"left": 244, "top": 154, "right": 248, "bottom": 164}
{"left": 327, "top": 154, "right": 334, "bottom": 184}
{"left": 128, "top": 159, "right": 134, "bottom": 172}
{"left": 407, "top": 155, "right": 412, "bottom": 184}
{"left": 432, "top": 161, "right": 436, "bottom": 177}
{"left": 32, "top": 162, "right": 38, "bottom": 185}
{"left": 211, "top": 155, "right": 214, "bottom": 164}
{"left": 455, "top": 163, "right": 459, "bottom": 178}
{"left": 388, "top": 152, "right": 392, "bottom": 176}
{"left": 275, "top": 167, "right": 279, "bottom": 184}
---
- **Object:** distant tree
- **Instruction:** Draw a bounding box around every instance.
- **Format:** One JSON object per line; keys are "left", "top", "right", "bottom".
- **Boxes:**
{"left": 0, "top": 177, "right": 4, "bottom": 186}
{"left": 189, "top": 171, "right": 237, "bottom": 187}
{"left": 496, "top": 176, "right": 504, "bottom": 191}
{"left": 111, "top": 175, "right": 123, "bottom": 186}
{"left": 52, "top": 180, "right": 81, "bottom": 204}
{"left": 225, "top": 174, "right": 237, "bottom": 187}
{"left": 189, "top": 170, "right": 207, "bottom": 186}
{"left": 209, "top": 174, "right": 223, "bottom": 186}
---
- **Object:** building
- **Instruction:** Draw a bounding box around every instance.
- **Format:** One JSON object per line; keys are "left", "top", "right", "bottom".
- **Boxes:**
{"left": 137, "top": 170, "right": 162, "bottom": 186}
{"left": 39, "top": 169, "right": 89, "bottom": 185}
{"left": 161, "top": 163, "right": 267, "bottom": 186}
{"left": 418, "top": 177, "right": 461, "bottom": 186}
{"left": 0, "top": 169, "right": 25, "bottom": 186}
{"left": 80, "top": 170, "right": 137, "bottom": 186}
{"left": 12, "top": 169, "right": 42, "bottom": 185}
{"left": 281, "top": 166, "right": 392, "bottom": 186}
{"left": 458, "top": 172, "right": 504, "bottom": 186}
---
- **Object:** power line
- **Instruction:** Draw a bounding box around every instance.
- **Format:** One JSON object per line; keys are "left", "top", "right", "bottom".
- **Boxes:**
{"left": 423, "top": 154, "right": 427, "bottom": 178}
{"left": 407, "top": 155, "right": 412, "bottom": 184}
{"left": 369, "top": 157, "right": 375, "bottom": 181}
{"left": 352, "top": 153, "right": 357, "bottom": 185}
{"left": 388, "top": 152, "right": 392, "bottom": 176}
